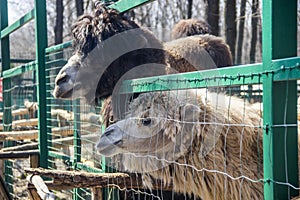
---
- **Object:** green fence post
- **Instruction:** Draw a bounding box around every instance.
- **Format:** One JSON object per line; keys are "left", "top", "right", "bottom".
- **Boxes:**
{"left": 34, "top": 0, "right": 50, "bottom": 168}
{"left": 262, "top": 0, "right": 298, "bottom": 199}
{"left": 73, "top": 99, "right": 84, "bottom": 199}
{"left": 0, "top": 0, "right": 13, "bottom": 195}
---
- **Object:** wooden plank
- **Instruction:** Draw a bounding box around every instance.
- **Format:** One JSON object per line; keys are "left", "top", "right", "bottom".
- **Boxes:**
{"left": 28, "top": 188, "right": 42, "bottom": 200}
{"left": 0, "top": 118, "right": 38, "bottom": 131}
{"left": 30, "top": 155, "right": 39, "bottom": 168}
{"left": 0, "top": 173, "right": 11, "bottom": 200}
{"left": 0, "top": 124, "right": 99, "bottom": 141}
{"left": 92, "top": 187, "right": 102, "bottom": 200}
{"left": 0, "top": 109, "right": 29, "bottom": 118}
{"left": 25, "top": 168, "right": 173, "bottom": 191}
{"left": 0, "top": 134, "right": 99, "bottom": 152}
{"left": 0, "top": 150, "right": 39, "bottom": 159}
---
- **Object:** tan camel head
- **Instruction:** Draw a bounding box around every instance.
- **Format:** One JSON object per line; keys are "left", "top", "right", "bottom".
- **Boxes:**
{"left": 96, "top": 91, "right": 211, "bottom": 162}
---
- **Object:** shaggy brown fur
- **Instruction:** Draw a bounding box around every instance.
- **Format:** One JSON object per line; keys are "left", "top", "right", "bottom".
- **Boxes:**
{"left": 164, "top": 34, "right": 233, "bottom": 71}
{"left": 53, "top": 4, "right": 166, "bottom": 103}
{"left": 97, "top": 90, "right": 264, "bottom": 199}
{"left": 171, "top": 19, "right": 212, "bottom": 40}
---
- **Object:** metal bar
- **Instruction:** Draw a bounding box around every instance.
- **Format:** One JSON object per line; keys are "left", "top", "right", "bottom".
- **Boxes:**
{"left": 119, "top": 63, "right": 262, "bottom": 94}
{"left": 45, "top": 41, "right": 72, "bottom": 53}
{"left": 0, "top": 58, "right": 34, "bottom": 63}
{"left": 0, "top": 0, "right": 13, "bottom": 196}
{"left": 262, "top": 0, "right": 298, "bottom": 199}
{"left": 73, "top": 99, "right": 82, "bottom": 200}
{"left": 76, "top": 163, "right": 103, "bottom": 173}
{"left": 48, "top": 151, "right": 71, "bottom": 163}
{"left": 35, "top": 0, "right": 49, "bottom": 169}
{"left": 0, "top": 9, "right": 35, "bottom": 39}
{"left": 117, "top": 57, "right": 300, "bottom": 94}
{"left": 2, "top": 61, "right": 37, "bottom": 79}
{"left": 73, "top": 99, "right": 81, "bottom": 167}
{"left": 109, "top": 0, "right": 155, "bottom": 12}
{"left": 0, "top": 58, "right": 66, "bottom": 84}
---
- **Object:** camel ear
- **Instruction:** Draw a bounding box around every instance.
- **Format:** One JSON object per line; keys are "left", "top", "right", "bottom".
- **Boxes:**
{"left": 180, "top": 104, "right": 201, "bottom": 123}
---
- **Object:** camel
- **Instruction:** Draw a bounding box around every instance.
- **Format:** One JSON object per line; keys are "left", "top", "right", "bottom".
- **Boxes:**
{"left": 52, "top": 4, "right": 232, "bottom": 105}
{"left": 171, "top": 19, "right": 212, "bottom": 39}
{"left": 96, "top": 89, "right": 264, "bottom": 199}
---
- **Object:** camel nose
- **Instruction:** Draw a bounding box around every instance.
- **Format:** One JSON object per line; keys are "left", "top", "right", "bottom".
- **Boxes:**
{"left": 56, "top": 72, "right": 70, "bottom": 86}
{"left": 100, "top": 125, "right": 123, "bottom": 145}
{"left": 102, "top": 126, "right": 115, "bottom": 137}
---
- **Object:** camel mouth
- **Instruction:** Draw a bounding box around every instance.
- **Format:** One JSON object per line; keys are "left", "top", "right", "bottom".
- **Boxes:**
{"left": 96, "top": 144, "right": 121, "bottom": 157}
{"left": 96, "top": 137, "right": 123, "bottom": 157}
{"left": 59, "top": 88, "right": 74, "bottom": 99}
{"left": 53, "top": 82, "right": 82, "bottom": 99}
{"left": 96, "top": 125, "right": 124, "bottom": 157}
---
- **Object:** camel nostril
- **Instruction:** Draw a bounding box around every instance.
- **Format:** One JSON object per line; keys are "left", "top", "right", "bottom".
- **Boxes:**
{"left": 103, "top": 128, "right": 114, "bottom": 137}
{"left": 56, "top": 74, "right": 70, "bottom": 85}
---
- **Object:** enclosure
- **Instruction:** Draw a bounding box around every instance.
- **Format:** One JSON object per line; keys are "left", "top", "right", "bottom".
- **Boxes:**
{"left": 0, "top": 0, "right": 299, "bottom": 199}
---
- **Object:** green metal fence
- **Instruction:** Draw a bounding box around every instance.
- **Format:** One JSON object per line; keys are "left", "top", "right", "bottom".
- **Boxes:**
{"left": 0, "top": 0, "right": 299, "bottom": 199}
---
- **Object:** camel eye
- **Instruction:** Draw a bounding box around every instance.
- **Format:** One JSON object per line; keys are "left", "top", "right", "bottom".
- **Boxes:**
{"left": 142, "top": 118, "right": 151, "bottom": 126}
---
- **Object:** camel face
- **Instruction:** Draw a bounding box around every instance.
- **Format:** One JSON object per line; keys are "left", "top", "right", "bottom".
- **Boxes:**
{"left": 96, "top": 98, "right": 174, "bottom": 157}
{"left": 53, "top": 54, "right": 83, "bottom": 99}
{"left": 96, "top": 91, "right": 204, "bottom": 163}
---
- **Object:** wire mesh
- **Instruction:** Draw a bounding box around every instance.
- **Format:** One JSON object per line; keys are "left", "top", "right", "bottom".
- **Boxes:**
{"left": 1, "top": 68, "right": 37, "bottom": 199}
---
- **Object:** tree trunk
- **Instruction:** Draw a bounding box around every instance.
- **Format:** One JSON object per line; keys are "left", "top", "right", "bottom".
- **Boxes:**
{"left": 236, "top": 0, "right": 246, "bottom": 64}
{"left": 54, "top": 0, "right": 63, "bottom": 45}
{"left": 250, "top": 0, "right": 259, "bottom": 63}
{"left": 225, "top": 0, "right": 237, "bottom": 63}
{"left": 206, "top": 0, "right": 220, "bottom": 35}
{"left": 187, "top": 0, "right": 193, "bottom": 19}
{"left": 75, "top": 0, "right": 84, "bottom": 17}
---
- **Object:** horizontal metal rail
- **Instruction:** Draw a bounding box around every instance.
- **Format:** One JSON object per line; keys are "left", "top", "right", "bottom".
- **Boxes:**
{"left": 1, "top": 59, "right": 67, "bottom": 79}
{"left": 109, "top": 0, "right": 155, "bottom": 12}
{"left": 0, "top": 58, "right": 34, "bottom": 63}
{"left": 119, "top": 57, "right": 300, "bottom": 94}
{"left": 45, "top": 41, "right": 72, "bottom": 53}
{"left": 1, "top": 9, "right": 35, "bottom": 39}
{"left": 2, "top": 61, "right": 36, "bottom": 79}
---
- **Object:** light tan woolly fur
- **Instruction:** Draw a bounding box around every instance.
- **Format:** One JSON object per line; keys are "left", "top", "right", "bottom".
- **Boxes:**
{"left": 97, "top": 90, "right": 264, "bottom": 199}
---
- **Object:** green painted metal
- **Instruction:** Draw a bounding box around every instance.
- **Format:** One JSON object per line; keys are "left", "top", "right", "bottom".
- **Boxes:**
{"left": 49, "top": 151, "right": 71, "bottom": 162}
{"left": 76, "top": 163, "right": 103, "bottom": 173}
{"left": 73, "top": 99, "right": 83, "bottom": 200}
{"left": 109, "top": 0, "right": 154, "bottom": 12}
{"left": 0, "top": 9, "right": 35, "bottom": 39}
{"left": 45, "top": 41, "right": 72, "bottom": 53}
{"left": 0, "top": 58, "right": 34, "bottom": 63}
{"left": 73, "top": 100, "right": 81, "bottom": 167}
{"left": 0, "top": 0, "right": 13, "bottom": 196}
{"left": 34, "top": 0, "right": 49, "bottom": 168}
{"left": 1, "top": 58, "right": 65, "bottom": 80}
{"left": 262, "top": 0, "right": 298, "bottom": 200}
{"left": 119, "top": 57, "right": 300, "bottom": 94}
{"left": 2, "top": 61, "right": 37, "bottom": 79}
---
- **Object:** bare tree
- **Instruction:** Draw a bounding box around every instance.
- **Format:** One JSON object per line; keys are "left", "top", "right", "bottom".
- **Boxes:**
{"left": 236, "top": 0, "right": 246, "bottom": 64}
{"left": 54, "top": 0, "right": 64, "bottom": 45}
{"left": 187, "top": 0, "right": 193, "bottom": 19}
{"left": 206, "top": 0, "right": 220, "bottom": 35}
{"left": 250, "top": 0, "right": 259, "bottom": 63}
{"left": 76, "top": 0, "right": 84, "bottom": 17}
{"left": 225, "top": 0, "right": 237, "bottom": 63}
